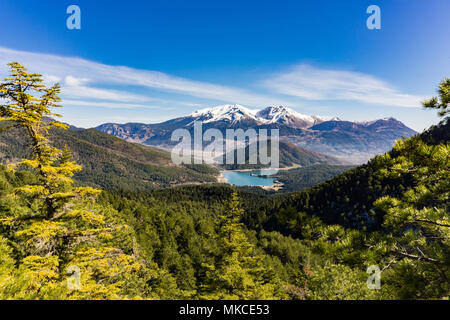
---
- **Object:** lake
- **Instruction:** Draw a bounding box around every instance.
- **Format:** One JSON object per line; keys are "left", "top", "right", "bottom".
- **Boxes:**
{"left": 221, "top": 170, "right": 276, "bottom": 187}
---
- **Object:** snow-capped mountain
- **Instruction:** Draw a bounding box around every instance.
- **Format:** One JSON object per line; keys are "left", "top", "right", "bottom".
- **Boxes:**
{"left": 96, "top": 104, "right": 416, "bottom": 164}
{"left": 188, "top": 104, "right": 260, "bottom": 125}
{"left": 186, "top": 104, "right": 335, "bottom": 128}
{"left": 256, "top": 105, "right": 339, "bottom": 128}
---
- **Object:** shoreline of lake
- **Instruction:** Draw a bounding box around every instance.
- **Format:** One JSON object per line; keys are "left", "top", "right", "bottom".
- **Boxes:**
{"left": 218, "top": 169, "right": 285, "bottom": 190}
{"left": 218, "top": 163, "right": 302, "bottom": 173}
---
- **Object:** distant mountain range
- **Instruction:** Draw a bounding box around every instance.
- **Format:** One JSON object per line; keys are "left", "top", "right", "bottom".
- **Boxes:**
{"left": 96, "top": 105, "right": 417, "bottom": 163}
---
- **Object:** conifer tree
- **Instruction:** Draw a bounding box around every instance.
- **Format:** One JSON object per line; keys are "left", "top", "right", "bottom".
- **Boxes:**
{"left": 370, "top": 136, "right": 449, "bottom": 298}
{"left": 422, "top": 77, "right": 449, "bottom": 117}
{"left": 0, "top": 62, "right": 99, "bottom": 217}
{"left": 200, "top": 190, "right": 286, "bottom": 299}
{"left": 359, "top": 78, "right": 450, "bottom": 298}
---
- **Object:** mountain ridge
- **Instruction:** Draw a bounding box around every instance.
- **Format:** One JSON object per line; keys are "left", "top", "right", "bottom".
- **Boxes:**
{"left": 97, "top": 105, "right": 416, "bottom": 164}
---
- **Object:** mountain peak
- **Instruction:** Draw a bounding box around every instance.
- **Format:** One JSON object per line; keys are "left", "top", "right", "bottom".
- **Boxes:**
{"left": 257, "top": 106, "right": 335, "bottom": 127}
{"left": 257, "top": 105, "right": 312, "bottom": 121}
{"left": 188, "top": 104, "right": 259, "bottom": 124}
{"left": 356, "top": 117, "right": 402, "bottom": 126}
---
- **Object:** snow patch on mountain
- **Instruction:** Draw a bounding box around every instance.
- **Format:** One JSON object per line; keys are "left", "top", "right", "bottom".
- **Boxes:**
{"left": 256, "top": 106, "right": 316, "bottom": 123}
{"left": 188, "top": 104, "right": 339, "bottom": 128}
{"left": 188, "top": 104, "right": 261, "bottom": 124}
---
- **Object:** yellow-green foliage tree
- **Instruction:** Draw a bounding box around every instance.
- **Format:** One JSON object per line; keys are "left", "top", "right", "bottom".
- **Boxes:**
{"left": 0, "top": 62, "right": 168, "bottom": 299}
{"left": 200, "top": 191, "right": 287, "bottom": 299}
{"left": 0, "top": 62, "right": 96, "bottom": 218}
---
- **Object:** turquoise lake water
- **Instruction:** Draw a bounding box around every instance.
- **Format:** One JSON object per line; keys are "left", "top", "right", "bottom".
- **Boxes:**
{"left": 221, "top": 170, "right": 276, "bottom": 187}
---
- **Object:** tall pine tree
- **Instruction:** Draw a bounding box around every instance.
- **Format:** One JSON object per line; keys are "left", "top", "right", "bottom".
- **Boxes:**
{"left": 200, "top": 190, "right": 287, "bottom": 299}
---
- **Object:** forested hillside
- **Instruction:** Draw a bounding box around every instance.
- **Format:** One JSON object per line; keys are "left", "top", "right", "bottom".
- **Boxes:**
{"left": 0, "top": 122, "right": 219, "bottom": 190}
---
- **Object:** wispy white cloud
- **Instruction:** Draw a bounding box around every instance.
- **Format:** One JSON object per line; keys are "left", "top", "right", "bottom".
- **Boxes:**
{"left": 61, "top": 76, "right": 154, "bottom": 103}
{"left": 63, "top": 99, "right": 171, "bottom": 110}
{"left": 261, "top": 64, "right": 424, "bottom": 107}
{"left": 0, "top": 46, "right": 293, "bottom": 108}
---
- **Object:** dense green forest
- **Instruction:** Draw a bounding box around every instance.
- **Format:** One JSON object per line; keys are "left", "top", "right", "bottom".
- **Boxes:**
{"left": 0, "top": 63, "right": 448, "bottom": 299}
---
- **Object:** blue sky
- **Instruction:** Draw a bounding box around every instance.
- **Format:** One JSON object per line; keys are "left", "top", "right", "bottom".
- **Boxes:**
{"left": 0, "top": 0, "right": 449, "bottom": 131}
